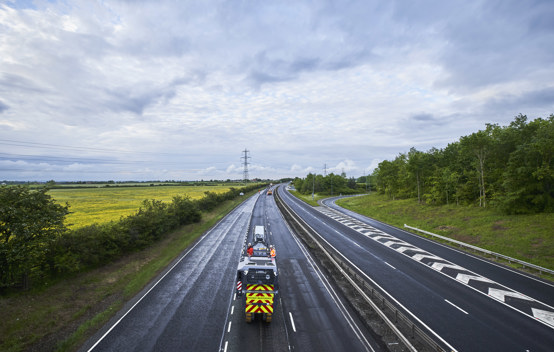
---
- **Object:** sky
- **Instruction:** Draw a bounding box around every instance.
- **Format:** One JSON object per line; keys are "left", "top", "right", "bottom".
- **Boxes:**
{"left": 1, "top": 0, "right": 553, "bottom": 182}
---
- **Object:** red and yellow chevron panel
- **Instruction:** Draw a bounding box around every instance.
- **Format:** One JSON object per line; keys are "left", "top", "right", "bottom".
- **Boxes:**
{"left": 245, "top": 304, "right": 273, "bottom": 314}
{"left": 246, "top": 284, "right": 274, "bottom": 291}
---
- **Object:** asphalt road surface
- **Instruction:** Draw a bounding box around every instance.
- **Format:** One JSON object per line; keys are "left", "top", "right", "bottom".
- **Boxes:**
{"left": 222, "top": 187, "right": 381, "bottom": 351}
{"left": 81, "top": 189, "right": 382, "bottom": 352}
{"left": 278, "top": 186, "right": 554, "bottom": 352}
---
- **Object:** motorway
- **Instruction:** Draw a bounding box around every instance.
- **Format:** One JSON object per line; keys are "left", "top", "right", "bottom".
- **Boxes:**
{"left": 80, "top": 189, "right": 381, "bottom": 352}
{"left": 277, "top": 185, "right": 554, "bottom": 352}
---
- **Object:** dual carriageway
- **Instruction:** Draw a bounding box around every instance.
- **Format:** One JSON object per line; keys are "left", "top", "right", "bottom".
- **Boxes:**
{"left": 81, "top": 184, "right": 554, "bottom": 351}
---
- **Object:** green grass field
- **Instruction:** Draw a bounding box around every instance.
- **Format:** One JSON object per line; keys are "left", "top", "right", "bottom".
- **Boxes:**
{"left": 50, "top": 185, "right": 234, "bottom": 228}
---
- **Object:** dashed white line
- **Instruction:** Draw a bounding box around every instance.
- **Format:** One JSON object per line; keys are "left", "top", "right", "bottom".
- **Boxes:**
{"left": 289, "top": 312, "right": 296, "bottom": 332}
{"left": 445, "top": 300, "right": 468, "bottom": 315}
{"left": 385, "top": 262, "right": 396, "bottom": 269}
{"left": 227, "top": 321, "right": 232, "bottom": 333}
{"left": 231, "top": 306, "right": 234, "bottom": 315}
{"left": 223, "top": 341, "right": 228, "bottom": 352}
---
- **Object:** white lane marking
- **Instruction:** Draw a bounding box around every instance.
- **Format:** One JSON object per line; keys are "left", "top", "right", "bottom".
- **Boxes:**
{"left": 283, "top": 199, "right": 457, "bottom": 352}
{"left": 289, "top": 312, "right": 296, "bottom": 332}
{"left": 354, "top": 242, "right": 362, "bottom": 248}
{"left": 233, "top": 293, "right": 236, "bottom": 300}
{"left": 332, "top": 199, "right": 554, "bottom": 290}
{"left": 385, "top": 262, "right": 396, "bottom": 269}
{"left": 445, "top": 299, "right": 468, "bottom": 315}
{"left": 227, "top": 321, "right": 232, "bottom": 333}
{"left": 86, "top": 206, "right": 247, "bottom": 352}
{"left": 224, "top": 341, "right": 228, "bottom": 352}
{"left": 231, "top": 306, "right": 234, "bottom": 315}
{"left": 281, "top": 215, "right": 375, "bottom": 351}
{"left": 319, "top": 206, "right": 554, "bottom": 329}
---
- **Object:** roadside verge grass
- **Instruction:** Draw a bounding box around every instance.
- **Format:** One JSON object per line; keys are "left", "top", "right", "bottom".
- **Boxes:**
{"left": 288, "top": 191, "right": 553, "bottom": 278}
{"left": 0, "top": 192, "right": 254, "bottom": 352}
{"left": 335, "top": 193, "right": 553, "bottom": 276}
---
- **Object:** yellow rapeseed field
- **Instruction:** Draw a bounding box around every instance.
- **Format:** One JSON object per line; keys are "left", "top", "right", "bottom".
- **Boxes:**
{"left": 50, "top": 185, "right": 233, "bottom": 229}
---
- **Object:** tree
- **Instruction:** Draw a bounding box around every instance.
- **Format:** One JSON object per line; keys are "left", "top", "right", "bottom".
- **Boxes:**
{"left": 0, "top": 185, "right": 69, "bottom": 289}
{"left": 500, "top": 115, "right": 554, "bottom": 213}
{"left": 407, "top": 147, "right": 426, "bottom": 203}
{"left": 460, "top": 125, "right": 497, "bottom": 207}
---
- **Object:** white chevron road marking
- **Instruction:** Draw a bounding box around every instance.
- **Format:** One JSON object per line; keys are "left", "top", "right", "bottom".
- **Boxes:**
{"left": 431, "top": 262, "right": 464, "bottom": 271}
{"left": 412, "top": 253, "right": 443, "bottom": 262}
{"left": 395, "top": 246, "right": 417, "bottom": 253}
{"left": 317, "top": 206, "right": 554, "bottom": 330}
{"left": 488, "top": 288, "right": 533, "bottom": 302}
{"left": 456, "top": 273, "right": 493, "bottom": 284}
{"left": 532, "top": 308, "right": 554, "bottom": 327}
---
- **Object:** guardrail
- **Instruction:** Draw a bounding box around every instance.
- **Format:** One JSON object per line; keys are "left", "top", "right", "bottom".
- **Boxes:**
{"left": 275, "top": 188, "right": 447, "bottom": 352}
{"left": 404, "top": 224, "right": 554, "bottom": 276}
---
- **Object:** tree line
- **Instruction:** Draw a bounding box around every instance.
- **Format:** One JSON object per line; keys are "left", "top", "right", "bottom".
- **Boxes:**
{"left": 0, "top": 184, "right": 263, "bottom": 290}
{"left": 372, "top": 114, "right": 553, "bottom": 214}
{"left": 292, "top": 172, "right": 365, "bottom": 196}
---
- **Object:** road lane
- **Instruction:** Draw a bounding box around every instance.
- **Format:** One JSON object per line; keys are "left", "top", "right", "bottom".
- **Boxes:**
{"left": 279, "top": 186, "right": 554, "bottom": 351}
{"left": 223, "top": 188, "right": 380, "bottom": 352}
{"left": 81, "top": 194, "right": 259, "bottom": 352}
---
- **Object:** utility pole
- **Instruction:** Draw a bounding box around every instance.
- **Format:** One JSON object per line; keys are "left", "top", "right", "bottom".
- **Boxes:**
{"left": 312, "top": 172, "right": 315, "bottom": 201}
{"left": 241, "top": 149, "right": 250, "bottom": 185}
{"left": 323, "top": 163, "right": 327, "bottom": 176}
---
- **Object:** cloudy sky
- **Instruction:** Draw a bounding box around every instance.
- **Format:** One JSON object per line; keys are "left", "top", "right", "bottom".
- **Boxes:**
{"left": 1, "top": 0, "right": 553, "bottom": 182}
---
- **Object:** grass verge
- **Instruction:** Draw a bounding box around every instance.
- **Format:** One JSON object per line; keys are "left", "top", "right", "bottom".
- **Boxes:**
{"left": 288, "top": 191, "right": 553, "bottom": 279}
{"left": 288, "top": 190, "right": 323, "bottom": 207}
{"left": 0, "top": 192, "right": 253, "bottom": 352}
{"left": 335, "top": 193, "right": 553, "bottom": 277}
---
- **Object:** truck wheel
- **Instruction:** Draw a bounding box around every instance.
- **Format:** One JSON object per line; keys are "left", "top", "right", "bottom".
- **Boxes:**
{"left": 245, "top": 313, "right": 253, "bottom": 323}
{"left": 264, "top": 313, "right": 272, "bottom": 323}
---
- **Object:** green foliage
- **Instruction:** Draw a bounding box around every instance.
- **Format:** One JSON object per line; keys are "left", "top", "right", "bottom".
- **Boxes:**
{"left": 293, "top": 173, "right": 360, "bottom": 196}
{"left": 1, "top": 183, "right": 264, "bottom": 289}
{"left": 371, "top": 113, "right": 554, "bottom": 214}
{"left": 0, "top": 185, "right": 69, "bottom": 288}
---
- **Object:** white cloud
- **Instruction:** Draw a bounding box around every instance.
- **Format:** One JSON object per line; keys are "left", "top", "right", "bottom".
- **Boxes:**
{"left": 1, "top": 0, "right": 553, "bottom": 181}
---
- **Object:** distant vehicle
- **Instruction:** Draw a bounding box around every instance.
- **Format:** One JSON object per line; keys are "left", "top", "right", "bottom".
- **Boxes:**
{"left": 240, "top": 192, "right": 244, "bottom": 196}
{"left": 267, "top": 189, "right": 273, "bottom": 195}
{"left": 236, "top": 226, "right": 278, "bottom": 323}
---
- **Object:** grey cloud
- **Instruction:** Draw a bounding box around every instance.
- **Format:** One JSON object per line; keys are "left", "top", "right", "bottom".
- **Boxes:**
{"left": 0, "top": 100, "right": 8, "bottom": 113}
{"left": 435, "top": 1, "right": 554, "bottom": 91}
{"left": 411, "top": 113, "right": 435, "bottom": 122}
{"left": 0, "top": 73, "right": 47, "bottom": 94}
{"left": 484, "top": 87, "right": 554, "bottom": 112}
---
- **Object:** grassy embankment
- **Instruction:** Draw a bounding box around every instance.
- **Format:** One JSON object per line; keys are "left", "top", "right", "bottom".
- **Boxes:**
{"left": 290, "top": 191, "right": 554, "bottom": 276}
{"left": 50, "top": 185, "right": 233, "bottom": 228}
{"left": 0, "top": 186, "right": 258, "bottom": 352}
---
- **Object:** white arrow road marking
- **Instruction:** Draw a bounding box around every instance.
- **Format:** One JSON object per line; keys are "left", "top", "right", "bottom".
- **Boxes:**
{"left": 456, "top": 274, "right": 493, "bottom": 284}
{"left": 532, "top": 308, "right": 554, "bottom": 327}
{"left": 488, "top": 288, "right": 533, "bottom": 302}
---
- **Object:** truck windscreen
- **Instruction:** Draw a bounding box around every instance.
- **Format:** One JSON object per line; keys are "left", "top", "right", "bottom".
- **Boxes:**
{"left": 245, "top": 269, "right": 275, "bottom": 285}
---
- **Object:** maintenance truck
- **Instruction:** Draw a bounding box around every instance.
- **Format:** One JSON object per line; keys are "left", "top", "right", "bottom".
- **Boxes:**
{"left": 236, "top": 226, "right": 278, "bottom": 323}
